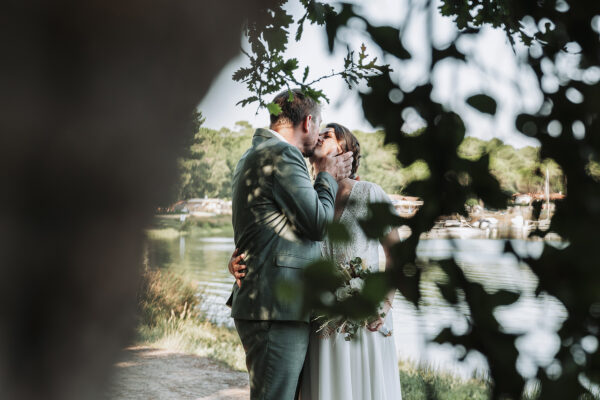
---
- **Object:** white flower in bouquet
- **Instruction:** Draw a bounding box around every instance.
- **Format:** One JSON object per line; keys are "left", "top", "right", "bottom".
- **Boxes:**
{"left": 349, "top": 277, "right": 364, "bottom": 291}
{"left": 335, "top": 286, "right": 352, "bottom": 301}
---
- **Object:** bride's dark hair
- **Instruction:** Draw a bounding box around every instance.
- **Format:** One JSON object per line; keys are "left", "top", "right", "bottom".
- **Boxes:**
{"left": 326, "top": 123, "right": 361, "bottom": 179}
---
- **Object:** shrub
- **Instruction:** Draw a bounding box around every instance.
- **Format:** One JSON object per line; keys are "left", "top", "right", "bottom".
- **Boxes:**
{"left": 137, "top": 267, "right": 199, "bottom": 327}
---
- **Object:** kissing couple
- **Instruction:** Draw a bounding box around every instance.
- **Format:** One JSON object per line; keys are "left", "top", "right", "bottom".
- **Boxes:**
{"left": 226, "top": 88, "right": 402, "bottom": 400}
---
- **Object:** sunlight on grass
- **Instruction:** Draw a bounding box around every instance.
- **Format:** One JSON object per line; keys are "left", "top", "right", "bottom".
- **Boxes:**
{"left": 398, "top": 359, "right": 489, "bottom": 400}
{"left": 137, "top": 319, "right": 247, "bottom": 371}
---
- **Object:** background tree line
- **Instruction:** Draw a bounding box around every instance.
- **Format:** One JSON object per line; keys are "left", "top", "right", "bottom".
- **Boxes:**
{"left": 174, "top": 114, "right": 566, "bottom": 202}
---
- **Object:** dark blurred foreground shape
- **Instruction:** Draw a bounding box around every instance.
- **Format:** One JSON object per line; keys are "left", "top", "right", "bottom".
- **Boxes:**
{"left": 0, "top": 1, "right": 275, "bottom": 398}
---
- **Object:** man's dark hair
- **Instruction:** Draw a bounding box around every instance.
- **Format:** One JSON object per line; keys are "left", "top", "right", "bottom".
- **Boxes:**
{"left": 269, "top": 89, "right": 320, "bottom": 127}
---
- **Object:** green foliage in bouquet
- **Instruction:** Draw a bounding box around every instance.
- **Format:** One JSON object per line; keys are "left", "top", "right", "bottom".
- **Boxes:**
{"left": 311, "top": 257, "right": 387, "bottom": 341}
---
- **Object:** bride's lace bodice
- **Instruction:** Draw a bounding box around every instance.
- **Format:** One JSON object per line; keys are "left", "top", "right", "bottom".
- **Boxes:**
{"left": 321, "top": 181, "right": 392, "bottom": 272}
{"left": 306, "top": 182, "right": 403, "bottom": 400}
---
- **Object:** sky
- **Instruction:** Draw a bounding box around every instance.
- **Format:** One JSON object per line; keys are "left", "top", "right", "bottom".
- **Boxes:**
{"left": 199, "top": 0, "right": 543, "bottom": 148}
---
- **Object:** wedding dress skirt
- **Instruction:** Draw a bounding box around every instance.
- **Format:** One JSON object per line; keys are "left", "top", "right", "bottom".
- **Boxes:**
{"left": 300, "top": 181, "right": 402, "bottom": 400}
{"left": 300, "top": 314, "right": 402, "bottom": 400}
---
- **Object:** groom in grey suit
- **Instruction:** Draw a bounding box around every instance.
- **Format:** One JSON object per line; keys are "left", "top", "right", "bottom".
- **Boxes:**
{"left": 228, "top": 89, "right": 353, "bottom": 399}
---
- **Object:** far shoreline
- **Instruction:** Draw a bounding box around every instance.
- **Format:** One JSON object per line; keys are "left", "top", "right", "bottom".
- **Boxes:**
{"left": 148, "top": 212, "right": 564, "bottom": 242}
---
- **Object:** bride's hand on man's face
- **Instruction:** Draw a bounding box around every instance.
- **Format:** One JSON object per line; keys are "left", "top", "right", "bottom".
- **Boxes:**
{"left": 312, "top": 151, "right": 353, "bottom": 181}
{"left": 312, "top": 129, "right": 353, "bottom": 180}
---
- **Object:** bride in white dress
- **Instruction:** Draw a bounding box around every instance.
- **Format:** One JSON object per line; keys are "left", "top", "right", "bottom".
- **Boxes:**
{"left": 300, "top": 123, "right": 402, "bottom": 400}
{"left": 227, "top": 123, "right": 402, "bottom": 399}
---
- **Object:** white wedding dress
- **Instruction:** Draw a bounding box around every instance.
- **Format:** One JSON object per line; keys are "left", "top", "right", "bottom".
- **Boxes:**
{"left": 300, "top": 181, "right": 402, "bottom": 400}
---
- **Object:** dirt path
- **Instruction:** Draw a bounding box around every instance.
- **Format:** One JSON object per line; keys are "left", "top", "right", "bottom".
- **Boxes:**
{"left": 107, "top": 347, "right": 250, "bottom": 400}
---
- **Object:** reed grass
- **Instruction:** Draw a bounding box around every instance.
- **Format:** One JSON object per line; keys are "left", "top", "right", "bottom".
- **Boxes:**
{"left": 137, "top": 267, "right": 199, "bottom": 327}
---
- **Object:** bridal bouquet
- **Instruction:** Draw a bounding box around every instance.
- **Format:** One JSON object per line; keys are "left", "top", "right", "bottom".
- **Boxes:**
{"left": 315, "top": 257, "right": 387, "bottom": 341}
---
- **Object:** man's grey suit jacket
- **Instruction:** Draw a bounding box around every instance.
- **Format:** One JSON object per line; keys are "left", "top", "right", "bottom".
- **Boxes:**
{"left": 228, "top": 128, "right": 338, "bottom": 322}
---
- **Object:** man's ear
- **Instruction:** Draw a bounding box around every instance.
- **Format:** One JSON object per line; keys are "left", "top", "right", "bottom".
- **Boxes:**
{"left": 302, "top": 115, "right": 312, "bottom": 133}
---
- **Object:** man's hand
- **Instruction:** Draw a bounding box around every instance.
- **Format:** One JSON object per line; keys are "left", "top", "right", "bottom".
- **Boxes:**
{"left": 228, "top": 248, "right": 246, "bottom": 288}
{"left": 312, "top": 151, "right": 353, "bottom": 181}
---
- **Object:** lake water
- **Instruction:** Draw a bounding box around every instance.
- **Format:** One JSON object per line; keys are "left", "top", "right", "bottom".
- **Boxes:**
{"left": 145, "top": 234, "right": 568, "bottom": 379}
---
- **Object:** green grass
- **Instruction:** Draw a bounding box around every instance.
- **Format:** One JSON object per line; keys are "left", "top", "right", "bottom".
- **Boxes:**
{"left": 137, "top": 317, "right": 247, "bottom": 371}
{"left": 137, "top": 267, "right": 200, "bottom": 327}
{"left": 398, "top": 360, "right": 489, "bottom": 400}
